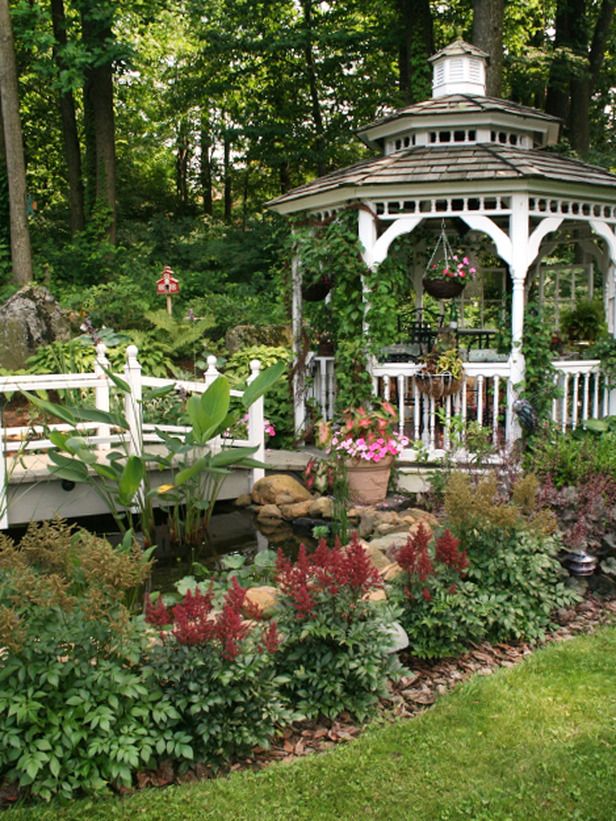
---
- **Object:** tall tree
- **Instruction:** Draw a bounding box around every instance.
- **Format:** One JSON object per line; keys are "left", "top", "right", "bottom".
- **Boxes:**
{"left": 472, "top": 0, "right": 504, "bottom": 97}
{"left": 546, "top": 0, "right": 616, "bottom": 155}
{"left": 0, "top": 0, "right": 33, "bottom": 285}
{"left": 78, "top": 0, "right": 117, "bottom": 240}
{"left": 50, "top": 0, "right": 85, "bottom": 234}
{"left": 396, "top": 0, "right": 434, "bottom": 104}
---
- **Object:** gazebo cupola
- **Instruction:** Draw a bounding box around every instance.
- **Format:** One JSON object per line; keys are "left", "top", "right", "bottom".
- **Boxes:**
{"left": 429, "top": 39, "right": 488, "bottom": 98}
{"left": 268, "top": 39, "right": 616, "bottom": 437}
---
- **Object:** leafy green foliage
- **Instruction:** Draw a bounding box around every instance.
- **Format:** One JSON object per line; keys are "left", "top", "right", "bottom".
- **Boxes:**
{"left": 224, "top": 345, "right": 294, "bottom": 446}
{"left": 526, "top": 428, "right": 616, "bottom": 486}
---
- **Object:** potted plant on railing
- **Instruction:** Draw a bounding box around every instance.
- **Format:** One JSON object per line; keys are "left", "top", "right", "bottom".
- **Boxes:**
{"left": 319, "top": 401, "right": 409, "bottom": 505}
{"left": 416, "top": 343, "right": 464, "bottom": 400}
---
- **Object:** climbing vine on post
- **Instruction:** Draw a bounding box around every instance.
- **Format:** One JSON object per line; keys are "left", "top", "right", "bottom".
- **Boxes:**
{"left": 521, "top": 303, "right": 559, "bottom": 429}
{"left": 292, "top": 208, "right": 404, "bottom": 413}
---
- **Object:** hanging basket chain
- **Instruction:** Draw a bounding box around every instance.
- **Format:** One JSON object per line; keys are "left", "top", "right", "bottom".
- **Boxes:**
{"left": 425, "top": 219, "right": 456, "bottom": 277}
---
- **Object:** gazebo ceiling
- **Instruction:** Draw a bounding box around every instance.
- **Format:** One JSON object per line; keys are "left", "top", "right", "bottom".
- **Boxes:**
{"left": 268, "top": 143, "right": 616, "bottom": 214}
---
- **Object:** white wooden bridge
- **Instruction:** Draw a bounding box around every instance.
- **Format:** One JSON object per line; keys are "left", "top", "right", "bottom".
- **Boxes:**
{"left": 0, "top": 348, "right": 273, "bottom": 529}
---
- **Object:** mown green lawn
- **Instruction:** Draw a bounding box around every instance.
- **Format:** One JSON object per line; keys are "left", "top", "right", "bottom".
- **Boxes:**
{"left": 8, "top": 626, "right": 616, "bottom": 821}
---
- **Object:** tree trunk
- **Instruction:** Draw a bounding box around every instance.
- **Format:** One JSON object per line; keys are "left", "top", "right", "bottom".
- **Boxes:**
{"left": 223, "top": 129, "right": 232, "bottom": 223}
{"left": 570, "top": 0, "right": 615, "bottom": 155}
{"left": 279, "top": 160, "right": 291, "bottom": 194}
{"left": 50, "top": 0, "right": 85, "bottom": 234}
{"left": 80, "top": 4, "right": 117, "bottom": 241}
{"left": 472, "top": 0, "right": 504, "bottom": 97}
{"left": 175, "top": 119, "right": 190, "bottom": 209}
{"left": 545, "top": 0, "right": 584, "bottom": 126}
{"left": 396, "top": 0, "right": 434, "bottom": 104}
{"left": 199, "top": 115, "right": 213, "bottom": 216}
{"left": 0, "top": 0, "right": 33, "bottom": 285}
{"left": 300, "top": 0, "right": 326, "bottom": 176}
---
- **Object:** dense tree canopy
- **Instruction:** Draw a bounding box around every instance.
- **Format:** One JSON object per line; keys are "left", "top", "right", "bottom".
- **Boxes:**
{"left": 0, "top": 0, "right": 614, "bottom": 291}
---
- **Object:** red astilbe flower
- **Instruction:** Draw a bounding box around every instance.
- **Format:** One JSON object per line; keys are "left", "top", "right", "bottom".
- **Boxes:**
{"left": 396, "top": 523, "right": 434, "bottom": 582}
{"left": 276, "top": 550, "right": 316, "bottom": 620}
{"left": 434, "top": 529, "right": 469, "bottom": 574}
{"left": 226, "top": 575, "right": 247, "bottom": 612}
{"left": 172, "top": 586, "right": 217, "bottom": 646}
{"left": 421, "top": 587, "right": 432, "bottom": 602}
{"left": 215, "top": 605, "right": 249, "bottom": 661}
{"left": 260, "top": 620, "right": 281, "bottom": 654}
{"left": 343, "top": 534, "right": 381, "bottom": 592}
{"left": 275, "top": 535, "right": 381, "bottom": 620}
{"left": 144, "top": 594, "right": 172, "bottom": 627}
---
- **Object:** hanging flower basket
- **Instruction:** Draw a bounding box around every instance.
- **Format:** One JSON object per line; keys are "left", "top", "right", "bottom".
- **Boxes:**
{"left": 423, "top": 221, "right": 477, "bottom": 300}
{"left": 422, "top": 277, "right": 466, "bottom": 299}
{"left": 303, "top": 275, "right": 333, "bottom": 302}
{"left": 415, "top": 372, "right": 461, "bottom": 400}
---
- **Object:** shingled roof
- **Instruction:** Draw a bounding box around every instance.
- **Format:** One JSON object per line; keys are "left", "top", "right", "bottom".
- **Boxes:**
{"left": 268, "top": 144, "right": 616, "bottom": 210}
{"left": 358, "top": 94, "right": 560, "bottom": 135}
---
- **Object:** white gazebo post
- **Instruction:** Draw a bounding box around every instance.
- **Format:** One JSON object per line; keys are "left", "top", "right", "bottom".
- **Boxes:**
{"left": 507, "top": 194, "right": 531, "bottom": 442}
{"left": 291, "top": 252, "right": 306, "bottom": 436}
{"left": 589, "top": 220, "right": 616, "bottom": 412}
{"left": 358, "top": 206, "right": 378, "bottom": 374}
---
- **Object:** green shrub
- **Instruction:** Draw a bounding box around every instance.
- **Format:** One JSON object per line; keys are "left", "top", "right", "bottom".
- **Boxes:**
{"left": 525, "top": 429, "right": 616, "bottom": 487}
{"left": 391, "top": 475, "right": 578, "bottom": 658}
{"left": 146, "top": 579, "right": 291, "bottom": 767}
{"left": 388, "top": 525, "right": 481, "bottom": 659}
{"left": 82, "top": 276, "right": 155, "bottom": 330}
{"left": 0, "top": 610, "right": 187, "bottom": 801}
{"left": 273, "top": 537, "right": 404, "bottom": 721}
{"left": 0, "top": 521, "right": 188, "bottom": 801}
{"left": 443, "top": 473, "right": 578, "bottom": 644}
{"left": 459, "top": 526, "right": 577, "bottom": 643}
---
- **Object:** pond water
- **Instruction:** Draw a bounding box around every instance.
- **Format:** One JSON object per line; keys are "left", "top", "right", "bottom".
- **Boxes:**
{"left": 7, "top": 501, "right": 316, "bottom": 594}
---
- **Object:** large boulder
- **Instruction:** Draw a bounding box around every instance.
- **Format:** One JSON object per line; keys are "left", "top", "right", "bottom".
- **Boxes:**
{"left": 251, "top": 474, "right": 312, "bottom": 506}
{"left": 0, "top": 286, "right": 71, "bottom": 370}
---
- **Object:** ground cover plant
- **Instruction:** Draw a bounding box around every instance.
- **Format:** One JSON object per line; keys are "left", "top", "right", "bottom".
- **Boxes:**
{"left": 6, "top": 625, "right": 616, "bottom": 820}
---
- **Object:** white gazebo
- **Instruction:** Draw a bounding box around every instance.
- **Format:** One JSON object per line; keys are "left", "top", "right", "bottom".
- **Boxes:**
{"left": 268, "top": 40, "right": 616, "bottom": 457}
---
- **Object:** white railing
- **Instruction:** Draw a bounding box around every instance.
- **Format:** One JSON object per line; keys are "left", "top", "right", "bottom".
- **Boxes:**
{"left": 308, "top": 354, "right": 335, "bottom": 420}
{"left": 372, "top": 360, "right": 513, "bottom": 460}
{"left": 0, "top": 347, "right": 265, "bottom": 529}
{"left": 551, "top": 360, "right": 612, "bottom": 431}
{"left": 310, "top": 354, "right": 613, "bottom": 462}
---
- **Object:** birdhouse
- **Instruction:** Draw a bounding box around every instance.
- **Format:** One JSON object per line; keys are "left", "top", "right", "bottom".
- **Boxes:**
{"left": 156, "top": 266, "right": 180, "bottom": 295}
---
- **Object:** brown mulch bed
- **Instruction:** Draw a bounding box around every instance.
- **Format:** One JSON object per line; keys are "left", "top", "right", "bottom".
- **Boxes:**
{"left": 137, "top": 594, "right": 616, "bottom": 791}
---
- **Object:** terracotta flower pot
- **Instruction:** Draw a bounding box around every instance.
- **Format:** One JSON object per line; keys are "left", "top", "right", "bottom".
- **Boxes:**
{"left": 346, "top": 456, "right": 393, "bottom": 505}
{"left": 422, "top": 277, "right": 465, "bottom": 299}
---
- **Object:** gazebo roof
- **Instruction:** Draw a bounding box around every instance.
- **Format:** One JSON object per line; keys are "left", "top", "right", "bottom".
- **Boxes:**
{"left": 357, "top": 94, "right": 560, "bottom": 144}
{"left": 268, "top": 143, "right": 616, "bottom": 212}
